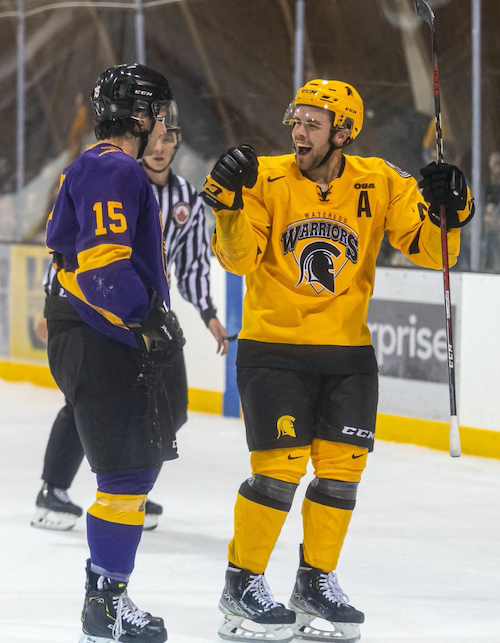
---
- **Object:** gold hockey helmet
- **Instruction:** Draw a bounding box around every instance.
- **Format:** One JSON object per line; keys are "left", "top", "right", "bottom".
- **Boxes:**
{"left": 283, "top": 79, "right": 364, "bottom": 141}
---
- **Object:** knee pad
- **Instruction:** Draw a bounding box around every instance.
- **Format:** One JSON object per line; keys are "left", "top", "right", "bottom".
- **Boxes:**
{"left": 306, "top": 477, "right": 358, "bottom": 511}
{"left": 241, "top": 474, "right": 297, "bottom": 512}
{"left": 239, "top": 446, "right": 311, "bottom": 513}
{"left": 311, "top": 439, "right": 368, "bottom": 483}
{"left": 88, "top": 491, "right": 147, "bottom": 526}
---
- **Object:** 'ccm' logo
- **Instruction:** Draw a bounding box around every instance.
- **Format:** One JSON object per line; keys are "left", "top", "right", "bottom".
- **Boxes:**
{"left": 342, "top": 426, "right": 375, "bottom": 439}
{"left": 354, "top": 183, "right": 375, "bottom": 189}
{"left": 134, "top": 89, "right": 153, "bottom": 96}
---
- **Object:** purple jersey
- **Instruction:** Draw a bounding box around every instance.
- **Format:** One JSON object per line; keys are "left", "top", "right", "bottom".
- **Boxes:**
{"left": 46, "top": 143, "right": 170, "bottom": 347}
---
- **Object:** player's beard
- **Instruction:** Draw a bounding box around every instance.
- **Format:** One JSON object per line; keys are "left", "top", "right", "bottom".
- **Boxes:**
{"left": 295, "top": 142, "right": 330, "bottom": 172}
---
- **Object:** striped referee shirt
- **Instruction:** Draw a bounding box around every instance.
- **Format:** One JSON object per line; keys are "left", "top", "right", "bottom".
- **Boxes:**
{"left": 151, "top": 171, "right": 216, "bottom": 325}
{"left": 45, "top": 171, "right": 217, "bottom": 326}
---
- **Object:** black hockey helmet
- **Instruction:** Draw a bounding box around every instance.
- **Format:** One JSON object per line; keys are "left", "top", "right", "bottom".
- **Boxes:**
{"left": 91, "top": 63, "right": 179, "bottom": 130}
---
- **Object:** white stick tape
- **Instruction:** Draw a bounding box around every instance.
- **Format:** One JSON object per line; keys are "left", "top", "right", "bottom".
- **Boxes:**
{"left": 449, "top": 415, "right": 462, "bottom": 458}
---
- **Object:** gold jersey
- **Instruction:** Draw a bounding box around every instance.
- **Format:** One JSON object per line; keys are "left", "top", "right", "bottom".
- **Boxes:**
{"left": 212, "top": 153, "right": 472, "bottom": 348}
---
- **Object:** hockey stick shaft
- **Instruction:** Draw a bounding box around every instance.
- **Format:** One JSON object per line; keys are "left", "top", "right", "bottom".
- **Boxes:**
{"left": 414, "top": 0, "right": 461, "bottom": 457}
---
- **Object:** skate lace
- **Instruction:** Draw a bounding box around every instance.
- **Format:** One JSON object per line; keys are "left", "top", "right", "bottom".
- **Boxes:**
{"left": 53, "top": 487, "right": 71, "bottom": 504}
{"left": 318, "top": 572, "right": 350, "bottom": 607}
{"left": 242, "top": 574, "right": 279, "bottom": 611}
{"left": 112, "top": 591, "right": 150, "bottom": 640}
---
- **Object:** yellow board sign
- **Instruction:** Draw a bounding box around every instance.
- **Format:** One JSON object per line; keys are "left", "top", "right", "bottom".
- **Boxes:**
{"left": 9, "top": 244, "right": 50, "bottom": 363}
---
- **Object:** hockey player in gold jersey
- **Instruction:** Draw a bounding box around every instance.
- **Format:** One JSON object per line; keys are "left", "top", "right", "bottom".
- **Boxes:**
{"left": 203, "top": 79, "right": 474, "bottom": 643}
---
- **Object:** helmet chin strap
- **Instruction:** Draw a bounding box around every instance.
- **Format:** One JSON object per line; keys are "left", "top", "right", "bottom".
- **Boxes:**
{"left": 135, "top": 115, "right": 158, "bottom": 160}
{"left": 315, "top": 140, "right": 337, "bottom": 168}
{"left": 137, "top": 130, "right": 150, "bottom": 160}
{"left": 142, "top": 159, "right": 170, "bottom": 173}
{"left": 314, "top": 130, "right": 352, "bottom": 169}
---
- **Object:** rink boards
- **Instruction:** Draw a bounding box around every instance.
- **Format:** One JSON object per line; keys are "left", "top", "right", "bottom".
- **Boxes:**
{"left": 1, "top": 244, "right": 499, "bottom": 458}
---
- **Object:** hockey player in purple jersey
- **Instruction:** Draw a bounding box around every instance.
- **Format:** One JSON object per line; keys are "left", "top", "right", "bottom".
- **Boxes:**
{"left": 45, "top": 64, "right": 184, "bottom": 643}
{"left": 32, "top": 126, "right": 228, "bottom": 534}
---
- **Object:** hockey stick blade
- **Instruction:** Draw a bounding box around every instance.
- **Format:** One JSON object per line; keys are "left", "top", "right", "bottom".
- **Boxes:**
{"left": 449, "top": 415, "right": 462, "bottom": 458}
{"left": 414, "top": 0, "right": 435, "bottom": 26}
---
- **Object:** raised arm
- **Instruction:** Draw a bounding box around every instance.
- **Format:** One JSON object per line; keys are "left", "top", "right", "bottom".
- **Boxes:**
{"left": 203, "top": 145, "right": 271, "bottom": 275}
{"left": 385, "top": 162, "right": 473, "bottom": 269}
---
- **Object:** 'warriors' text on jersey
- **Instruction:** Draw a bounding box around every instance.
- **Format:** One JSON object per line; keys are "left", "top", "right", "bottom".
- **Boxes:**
{"left": 212, "top": 153, "right": 472, "bottom": 360}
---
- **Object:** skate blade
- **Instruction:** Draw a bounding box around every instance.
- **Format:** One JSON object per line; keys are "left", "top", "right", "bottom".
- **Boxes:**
{"left": 218, "top": 615, "right": 293, "bottom": 643}
{"left": 143, "top": 514, "right": 159, "bottom": 531}
{"left": 292, "top": 613, "right": 361, "bottom": 643}
{"left": 79, "top": 629, "right": 167, "bottom": 643}
{"left": 31, "top": 507, "right": 77, "bottom": 531}
{"left": 79, "top": 634, "right": 114, "bottom": 643}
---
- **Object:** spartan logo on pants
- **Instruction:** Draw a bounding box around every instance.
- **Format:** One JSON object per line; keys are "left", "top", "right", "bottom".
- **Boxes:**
{"left": 277, "top": 415, "right": 296, "bottom": 438}
{"left": 281, "top": 219, "right": 358, "bottom": 294}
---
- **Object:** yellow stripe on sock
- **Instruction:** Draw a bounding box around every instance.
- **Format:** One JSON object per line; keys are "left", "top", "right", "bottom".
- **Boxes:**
{"left": 88, "top": 492, "right": 147, "bottom": 526}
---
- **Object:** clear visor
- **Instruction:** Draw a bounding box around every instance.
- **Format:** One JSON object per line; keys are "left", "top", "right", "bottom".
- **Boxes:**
{"left": 159, "top": 129, "right": 182, "bottom": 146}
{"left": 152, "top": 99, "right": 179, "bottom": 129}
{"left": 132, "top": 99, "right": 179, "bottom": 129}
{"left": 283, "top": 102, "right": 328, "bottom": 126}
{"left": 283, "top": 101, "right": 353, "bottom": 134}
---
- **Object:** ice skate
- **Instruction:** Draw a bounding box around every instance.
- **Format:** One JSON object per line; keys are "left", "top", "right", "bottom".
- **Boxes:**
{"left": 143, "top": 499, "right": 163, "bottom": 531}
{"left": 288, "top": 547, "right": 363, "bottom": 643}
{"left": 218, "top": 564, "right": 295, "bottom": 643}
{"left": 79, "top": 561, "right": 167, "bottom": 643}
{"left": 31, "top": 484, "right": 83, "bottom": 531}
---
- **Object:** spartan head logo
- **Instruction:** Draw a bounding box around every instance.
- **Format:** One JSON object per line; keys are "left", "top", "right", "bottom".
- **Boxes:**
{"left": 277, "top": 415, "right": 296, "bottom": 439}
{"left": 295, "top": 241, "right": 341, "bottom": 294}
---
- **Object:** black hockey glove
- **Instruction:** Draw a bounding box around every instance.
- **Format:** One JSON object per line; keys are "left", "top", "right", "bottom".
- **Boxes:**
{"left": 147, "top": 310, "right": 184, "bottom": 367}
{"left": 202, "top": 144, "right": 258, "bottom": 211}
{"left": 419, "top": 162, "right": 471, "bottom": 229}
{"left": 129, "top": 291, "right": 185, "bottom": 365}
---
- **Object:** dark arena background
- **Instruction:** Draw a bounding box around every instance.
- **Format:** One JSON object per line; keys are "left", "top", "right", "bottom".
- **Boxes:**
{"left": 0, "top": 1, "right": 499, "bottom": 642}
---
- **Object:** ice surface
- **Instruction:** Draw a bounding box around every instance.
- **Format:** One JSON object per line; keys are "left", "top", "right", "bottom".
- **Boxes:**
{"left": 0, "top": 379, "right": 499, "bottom": 643}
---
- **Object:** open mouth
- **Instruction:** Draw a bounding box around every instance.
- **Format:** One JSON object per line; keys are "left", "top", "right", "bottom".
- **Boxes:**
{"left": 296, "top": 143, "right": 311, "bottom": 157}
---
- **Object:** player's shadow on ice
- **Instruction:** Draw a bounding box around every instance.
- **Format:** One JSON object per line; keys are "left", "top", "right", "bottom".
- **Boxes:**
{"left": 28, "top": 520, "right": 228, "bottom": 560}
{"left": 141, "top": 527, "right": 228, "bottom": 556}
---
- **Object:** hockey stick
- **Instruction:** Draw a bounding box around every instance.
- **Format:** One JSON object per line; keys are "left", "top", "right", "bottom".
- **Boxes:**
{"left": 414, "top": 0, "right": 461, "bottom": 457}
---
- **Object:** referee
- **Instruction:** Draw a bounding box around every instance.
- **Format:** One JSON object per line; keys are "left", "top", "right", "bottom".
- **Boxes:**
{"left": 32, "top": 127, "right": 227, "bottom": 532}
